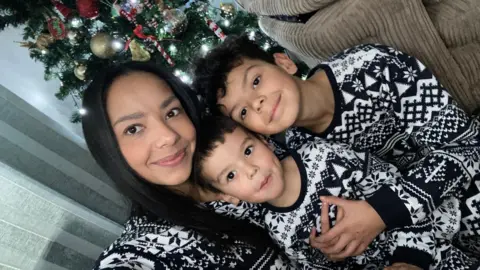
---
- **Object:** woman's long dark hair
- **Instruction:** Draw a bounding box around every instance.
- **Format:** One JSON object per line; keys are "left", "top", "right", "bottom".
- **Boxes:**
{"left": 81, "top": 61, "right": 272, "bottom": 247}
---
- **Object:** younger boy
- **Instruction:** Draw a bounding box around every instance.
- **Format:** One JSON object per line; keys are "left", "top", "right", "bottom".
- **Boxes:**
{"left": 194, "top": 116, "right": 477, "bottom": 270}
{"left": 193, "top": 36, "right": 480, "bottom": 256}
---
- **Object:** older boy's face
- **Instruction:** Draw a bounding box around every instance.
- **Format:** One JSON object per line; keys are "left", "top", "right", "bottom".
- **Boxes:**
{"left": 201, "top": 127, "right": 285, "bottom": 203}
{"left": 217, "top": 56, "right": 300, "bottom": 135}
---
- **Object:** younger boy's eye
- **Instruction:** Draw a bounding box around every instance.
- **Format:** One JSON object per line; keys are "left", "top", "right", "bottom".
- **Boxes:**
{"left": 253, "top": 76, "right": 261, "bottom": 89}
{"left": 244, "top": 146, "right": 253, "bottom": 156}
{"left": 226, "top": 171, "right": 236, "bottom": 182}
{"left": 240, "top": 108, "right": 247, "bottom": 120}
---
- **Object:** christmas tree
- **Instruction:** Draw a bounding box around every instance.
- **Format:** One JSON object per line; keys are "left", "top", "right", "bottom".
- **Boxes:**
{"left": 0, "top": 0, "right": 278, "bottom": 122}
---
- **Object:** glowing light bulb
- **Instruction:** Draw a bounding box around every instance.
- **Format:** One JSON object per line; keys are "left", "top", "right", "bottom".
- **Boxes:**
{"left": 111, "top": 40, "right": 124, "bottom": 52}
{"left": 180, "top": 75, "right": 190, "bottom": 83}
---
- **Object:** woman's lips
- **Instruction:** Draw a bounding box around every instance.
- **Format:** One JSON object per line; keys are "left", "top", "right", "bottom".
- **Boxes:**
{"left": 269, "top": 95, "right": 282, "bottom": 123}
{"left": 153, "top": 148, "right": 186, "bottom": 167}
{"left": 260, "top": 175, "right": 272, "bottom": 190}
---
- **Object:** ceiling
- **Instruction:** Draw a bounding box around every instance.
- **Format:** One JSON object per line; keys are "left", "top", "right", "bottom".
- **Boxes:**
{"left": 0, "top": 26, "right": 85, "bottom": 143}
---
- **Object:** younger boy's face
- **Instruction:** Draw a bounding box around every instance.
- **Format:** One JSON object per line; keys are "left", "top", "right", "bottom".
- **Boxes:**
{"left": 201, "top": 127, "right": 285, "bottom": 203}
{"left": 217, "top": 55, "right": 300, "bottom": 135}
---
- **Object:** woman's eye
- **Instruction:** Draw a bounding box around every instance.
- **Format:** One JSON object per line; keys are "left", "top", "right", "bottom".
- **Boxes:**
{"left": 253, "top": 76, "right": 261, "bottom": 89}
{"left": 240, "top": 108, "right": 247, "bottom": 120}
{"left": 226, "top": 171, "right": 236, "bottom": 182}
{"left": 244, "top": 146, "right": 253, "bottom": 156}
{"left": 125, "top": 125, "right": 144, "bottom": 135}
{"left": 166, "top": 108, "right": 181, "bottom": 119}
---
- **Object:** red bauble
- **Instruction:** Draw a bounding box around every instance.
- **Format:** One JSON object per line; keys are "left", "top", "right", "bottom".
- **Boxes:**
{"left": 47, "top": 17, "right": 67, "bottom": 39}
{"left": 76, "top": 0, "right": 99, "bottom": 19}
{"left": 51, "top": 0, "right": 72, "bottom": 19}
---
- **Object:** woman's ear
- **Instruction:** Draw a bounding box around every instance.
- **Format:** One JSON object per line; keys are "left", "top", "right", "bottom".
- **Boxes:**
{"left": 219, "top": 194, "right": 241, "bottom": 206}
{"left": 273, "top": 53, "right": 298, "bottom": 75}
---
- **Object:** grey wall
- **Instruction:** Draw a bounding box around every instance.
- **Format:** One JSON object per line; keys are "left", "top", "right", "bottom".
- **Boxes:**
{"left": 0, "top": 84, "right": 128, "bottom": 270}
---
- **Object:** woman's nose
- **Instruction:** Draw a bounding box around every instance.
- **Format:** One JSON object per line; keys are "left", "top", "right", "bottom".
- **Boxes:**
{"left": 153, "top": 121, "right": 180, "bottom": 149}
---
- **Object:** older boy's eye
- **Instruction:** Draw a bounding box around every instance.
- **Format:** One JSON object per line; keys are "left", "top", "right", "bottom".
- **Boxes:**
{"left": 253, "top": 76, "right": 261, "bottom": 89}
{"left": 226, "top": 171, "right": 236, "bottom": 182}
{"left": 244, "top": 146, "right": 253, "bottom": 156}
{"left": 240, "top": 108, "right": 247, "bottom": 120}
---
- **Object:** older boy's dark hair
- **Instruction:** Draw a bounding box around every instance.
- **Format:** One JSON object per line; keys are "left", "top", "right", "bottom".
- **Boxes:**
{"left": 192, "top": 35, "right": 275, "bottom": 115}
{"left": 193, "top": 115, "right": 239, "bottom": 192}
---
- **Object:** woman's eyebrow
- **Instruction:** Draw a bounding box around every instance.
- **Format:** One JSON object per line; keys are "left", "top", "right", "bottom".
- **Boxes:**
{"left": 113, "top": 112, "right": 144, "bottom": 127}
{"left": 160, "top": 95, "right": 178, "bottom": 109}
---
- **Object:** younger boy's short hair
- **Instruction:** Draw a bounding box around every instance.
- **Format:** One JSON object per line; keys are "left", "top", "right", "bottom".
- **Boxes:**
{"left": 193, "top": 115, "right": 239, "bottom": 192}
{"left": 192, "top": 35, "right": 275, "bottom": 115}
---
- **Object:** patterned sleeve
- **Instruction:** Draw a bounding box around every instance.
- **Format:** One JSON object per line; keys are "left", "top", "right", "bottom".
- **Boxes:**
{"left": 340, "top": 147, "right": 435, "bottom": 269}
{"left": 291, "top": 138, "right": 436, "bottom": 268}
{"left": 93, "top": 215, "right": 291, "bottom": 270}
{"left": 357, "top": 45, "right": 480, "bottom": 230}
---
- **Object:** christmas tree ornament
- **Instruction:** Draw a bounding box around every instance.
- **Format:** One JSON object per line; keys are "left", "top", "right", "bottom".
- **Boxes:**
{"left": 90, "top": 32, "right": 115, "bottom": 59}
{"left": 47, "top": 17, "right": 67, "bottom": 39}
{"left": 125, "top": 25, "right": 174, "bottom": 66}
{"left": 68, "top": 16, "right": 84, "bottom": 28}
{"left": 155, "top": 0, "right": 165, "bottom": 11}
{"left": 162, "top": 9, "right": 188, "bottom": 37}
{"left": 111, "top": 34, "right": 126, "bottom": 52}
{"left": 37, "top": 33, "right": 56, "bottom": 50}
{"left": 121, "top": 0, "right": 144, "bottom": 15}
{"left": 220, "top": 2, "right": 236, "bottom": 19}
{"left": 129, "top": 40, "right": 151, "bottom": 61}
{"left": 111, "top": 3, "right": 121, "bottom": 17}
{"left": 18, "top": 33, "right": 55, "bottom": 51}
{"left": 74, "top": 63, "right": 87, "bottom": 80}
{"left": 206, "top": 19, "right": 226, "bottom": 41}
{"left": 76, "top": 0, "right": 100, "bottom": 19}
{"left": 67, "top": 29, "right": 84, "bottom": 45}
{"left": 51, "top": 0, "right": 72, "bottom": 20}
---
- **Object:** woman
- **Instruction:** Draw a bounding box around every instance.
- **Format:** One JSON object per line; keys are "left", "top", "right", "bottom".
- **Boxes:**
{"left": 81, "top": 62, "right": 293, "bottom": 269}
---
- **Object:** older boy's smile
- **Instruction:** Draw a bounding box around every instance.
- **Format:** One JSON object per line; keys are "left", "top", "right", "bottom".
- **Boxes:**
{"left": 269, "top": 94, "right": 282, "bottom": 123}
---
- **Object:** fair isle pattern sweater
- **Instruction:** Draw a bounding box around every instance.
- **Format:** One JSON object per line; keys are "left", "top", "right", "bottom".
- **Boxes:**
{"left": 263, "top": 138, "right": 477, "bottom": 270}
{"left": 285, "top": 44, "right": 480, "bottom": 251}
{"left": 93, "top": 204, "right": 294, "bottom": 270}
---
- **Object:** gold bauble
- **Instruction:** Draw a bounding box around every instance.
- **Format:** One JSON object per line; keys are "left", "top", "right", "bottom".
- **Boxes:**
{"left": 74, "top": 64, "right": 87, "bottom": 80}
{"left": 130, "top": 40, "right": 151, "bottom": 62}
{"left": 220, "top": 3, "right": 236, "bottom": 19}
{"left": 90, "top": 32, "right": 115, "bottom": 59}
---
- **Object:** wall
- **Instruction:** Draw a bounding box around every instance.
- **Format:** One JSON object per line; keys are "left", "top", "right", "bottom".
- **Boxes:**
{"left": 0, "top": 84, "right": 128, "bottom": 270}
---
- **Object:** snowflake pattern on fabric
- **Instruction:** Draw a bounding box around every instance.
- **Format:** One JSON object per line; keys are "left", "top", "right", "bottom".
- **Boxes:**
{"left": 262, "top": 138, "right": 478, "bottom": 269}
{"left": 94, "top": 208, "right": 295, "bottom": 270}
{"left": 285, "top": 44, "right": 480, "bottom": 255}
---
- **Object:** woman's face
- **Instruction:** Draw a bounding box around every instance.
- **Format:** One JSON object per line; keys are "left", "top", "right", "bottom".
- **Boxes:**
{"left": 106, "top": 71, "right": 196, "bottom": 187}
